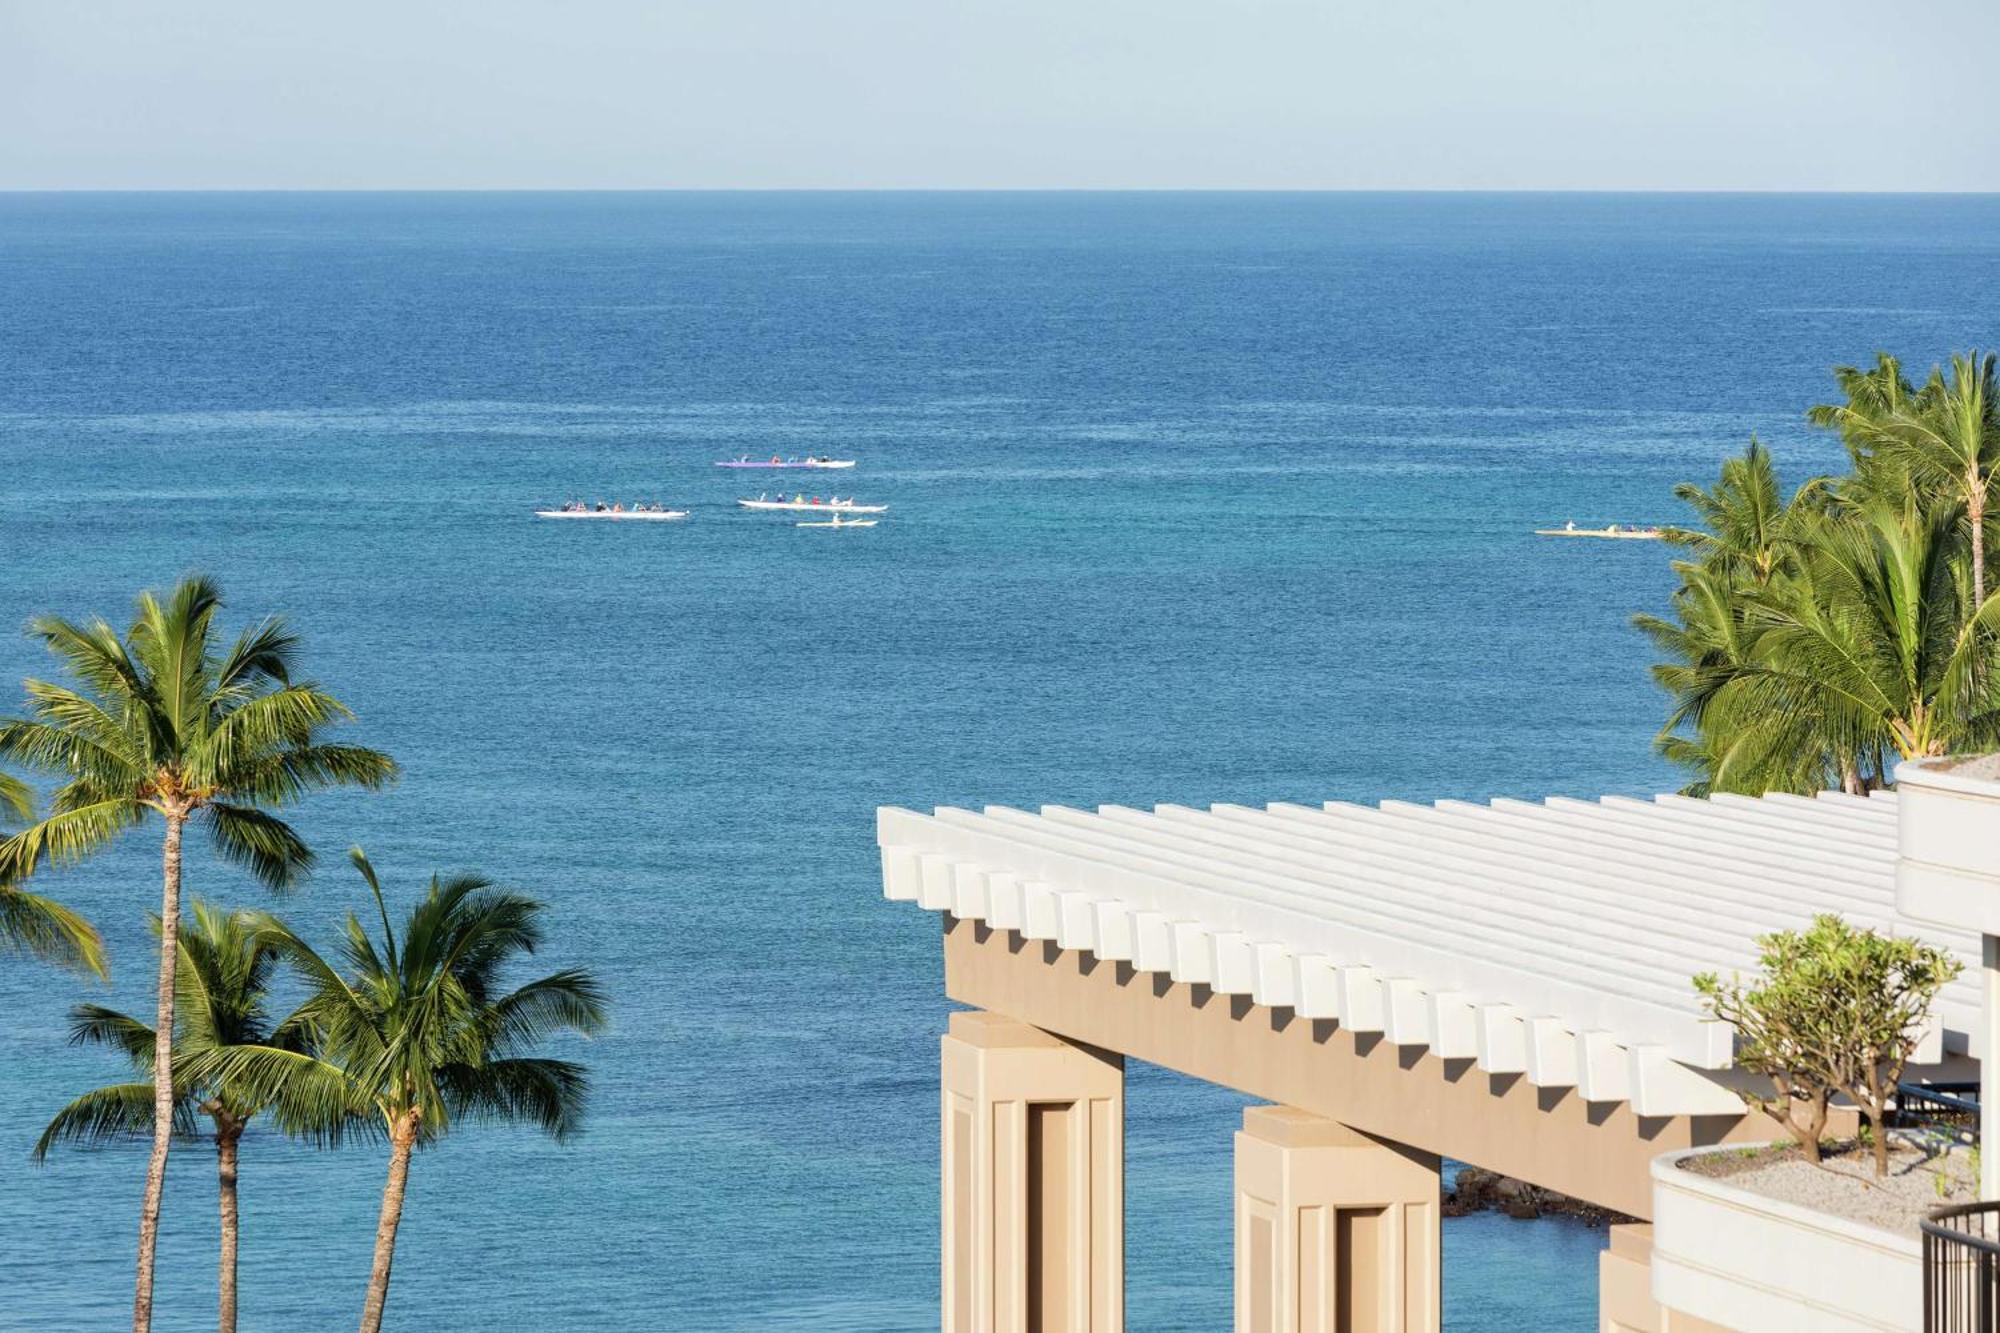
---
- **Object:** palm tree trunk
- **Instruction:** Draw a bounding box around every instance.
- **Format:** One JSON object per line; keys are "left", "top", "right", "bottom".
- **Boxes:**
{"left": 134, "top": 810, "right": 187, "bottom": 1333}
{"left": 1970, "top": 464, "right": 1986, "bottom": 602}
{"left": 359, "top": 1122, "right": 417, "bottom": 1333}
{"left": 216, "top": 1121, "right": 241, "bottom": 1333}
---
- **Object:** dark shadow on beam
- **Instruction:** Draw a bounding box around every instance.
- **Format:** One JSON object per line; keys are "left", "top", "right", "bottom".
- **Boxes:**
{"left": 1151, "top": 973, "right": 1174, "bottom": 1000}
{"left": 1689, "top": 1113, "right": 1749, "bottom": 1147}
{"left": 1487, "top": 1072, "right": 1522, "bottom": 1098}
{"left": 1310, "top": 1019, "right": 1339, "bottom": 1045}
{"left": 1396, "top": 1044, "right": 1425, "bottom": 1071}
{"left": 1229, "top": 996, "right": 1253, "bottom": 1022}
{"left": 1114, "top": 962, "right": 1136, "bottom": 988}
{"left": 1269, "top": 1009, "right": 1293, "bottom": 1035}
{"left": 1586, "top": 1101, "right": 1617, "bottom": 1127}
{"left": 1354, "top": 1032, "right": 1383, "bottom": 1059}
{"left": 1439, "top": 1057, "right": 1474, "bottom": 1084}
{"left": 1536, "top": 1087, "right": 1573, "bottom": 1114}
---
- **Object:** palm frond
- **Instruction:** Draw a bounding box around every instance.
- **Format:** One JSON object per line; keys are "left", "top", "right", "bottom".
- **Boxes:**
{"left": 215, "top": 617, "right": 300, "bottom": 690}
{"left": 69, "top": 1003, "right": 157, "bottom": 1065}
{"left": 0, "top": 798, "right": 147, "bottom": 879}
{"left": 203, "top": 803, "right": 314, "bottom": 892}
{"left": 0, "top": 885, "right": 107, "bottom": 978}
{"left": 0, "top": 772, "right": 31, "bottom": 824}
{"left": 34, "top": 1083, "right": 196, "bottom": 1160}
{"left": 438, "top": 1058, "right": 591, "bottom": 1142}
{"left": 487, "top": 970, "right": 611, "bottom": 1052}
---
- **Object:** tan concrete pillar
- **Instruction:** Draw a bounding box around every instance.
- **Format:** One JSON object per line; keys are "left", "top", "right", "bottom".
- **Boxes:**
{"left": 1233, "top": 1105, "right": 1440, "bottom": 1333}
{"left": 1599, "top": 1224, "right": 1661, "bottom": 1333}
{"left": 1597, "top": 1223, "right": 1729, "bottom": 1333}
{"left": 942, "top": 1009, "right": 1124, "bottom": 1333}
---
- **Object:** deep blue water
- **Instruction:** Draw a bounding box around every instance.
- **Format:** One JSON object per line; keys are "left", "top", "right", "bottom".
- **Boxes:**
{"left": 0, "top": 192, "right": 1995, "bottom": 1330}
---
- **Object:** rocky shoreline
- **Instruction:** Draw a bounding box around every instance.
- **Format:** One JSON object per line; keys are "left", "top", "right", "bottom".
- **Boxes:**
{"left": 1443, "top": 1167, "right": 1635, "bottom": 1227}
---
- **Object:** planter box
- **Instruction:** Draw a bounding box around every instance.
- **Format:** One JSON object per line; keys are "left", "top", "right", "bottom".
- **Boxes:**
{"left": 1650, "top": 1145, "right": 1921, "bottom": 1332}
{"left": 1897, "top": 756, "right": 2000, "bottom": 935}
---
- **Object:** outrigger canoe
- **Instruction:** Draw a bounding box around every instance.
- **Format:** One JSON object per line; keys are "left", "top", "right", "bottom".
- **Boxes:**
{"left": 714, "top": 458, "right": 856, "bottom": 470}
{"left": 796, "top": 516, "right": 877, "bottom": 529}
{"left": 1534, "top": 526, "right": 1665, "bottom": 540}
{"left": 739, "top": 498, "right": 887, "bottom": 514}
{"left": 536, "top": 510, "right": 690, "bottom": 522}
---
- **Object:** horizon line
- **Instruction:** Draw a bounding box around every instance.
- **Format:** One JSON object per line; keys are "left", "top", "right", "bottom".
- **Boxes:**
{"left": 2, "top": 186, "right": 1998, "bottom": 197}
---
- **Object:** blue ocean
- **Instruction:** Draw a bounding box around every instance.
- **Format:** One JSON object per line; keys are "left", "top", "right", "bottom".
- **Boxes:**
{"left": 1, "top": 192, "right": 1995, "bottom": 1330}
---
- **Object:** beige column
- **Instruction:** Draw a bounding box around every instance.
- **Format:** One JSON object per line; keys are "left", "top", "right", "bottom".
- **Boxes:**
{"left": 1597, "top": 1223, "right": 1729, "bottom": 1333}
{"left": 942, "top": 1009, "right": 1124, "bottom": 1333}
{"left": 1234, "top": 1106, "right": 1440, "bottom": 1333}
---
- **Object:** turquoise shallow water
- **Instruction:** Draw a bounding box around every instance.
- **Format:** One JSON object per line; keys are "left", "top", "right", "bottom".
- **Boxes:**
{"left": 0, "top": 192, "right": 1996, "bottom": 1329}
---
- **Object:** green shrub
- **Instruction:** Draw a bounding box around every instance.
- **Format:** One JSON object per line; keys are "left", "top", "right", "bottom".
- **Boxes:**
{"left": 1695, "top": 914, "right": 1961, "bottom": 1177}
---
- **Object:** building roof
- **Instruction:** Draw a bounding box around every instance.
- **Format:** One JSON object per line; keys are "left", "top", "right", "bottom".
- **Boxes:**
{"left": 878, "top": 789, "right": 1981, "bottom": 1118}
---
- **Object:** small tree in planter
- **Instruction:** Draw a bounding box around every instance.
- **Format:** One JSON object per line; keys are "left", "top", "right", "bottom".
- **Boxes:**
{"left": 1695, "top": 914, "right": 1961, "bottom": 1177}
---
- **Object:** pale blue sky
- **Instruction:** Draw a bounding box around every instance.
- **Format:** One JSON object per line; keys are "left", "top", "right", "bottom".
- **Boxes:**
{"left": 3, "top": 0, "right": 1996, "bottom": 191}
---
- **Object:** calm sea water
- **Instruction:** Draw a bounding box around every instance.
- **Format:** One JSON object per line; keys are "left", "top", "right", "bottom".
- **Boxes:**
{"left": 0, "top": 192, "right": 1996, "bottom": 1330}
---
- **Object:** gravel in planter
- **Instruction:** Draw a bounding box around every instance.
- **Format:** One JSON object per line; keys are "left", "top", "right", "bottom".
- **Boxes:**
{"left": 1680, "top": 1134, "right": 1975, "bottom": 1236}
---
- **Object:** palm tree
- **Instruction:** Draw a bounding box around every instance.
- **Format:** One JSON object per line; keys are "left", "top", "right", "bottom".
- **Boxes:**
{"left": 1735, "top": 498, "right": 2000, "bottom": 775}
{"left": 219, "top": 850, "right": 606, "bottom": 1333}
{"left": 1663, "top": 436, "right": 1794, "bottom": 586}
{"left": 36, "top": 903, "right": 304, "bottom": 1333}
{"left": 1812, "top": 351, "right": 2000, "bottom": 598}
{"left": 1636, "top": 556, "right": 1835, "bottom": 795}
{"left": 0, "top": 773, "right": 105, "bottom": 975}
{"left": 0, "top": 577, "right": 397, "bottom": 1333}
{"left": 1638, "top": 440, "right": 1843, "bottom": 794}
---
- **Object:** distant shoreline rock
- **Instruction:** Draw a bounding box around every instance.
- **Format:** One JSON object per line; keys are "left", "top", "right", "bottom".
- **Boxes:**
{"left": 1443, "top": 1167, "right": 1634, "bottom": 1226}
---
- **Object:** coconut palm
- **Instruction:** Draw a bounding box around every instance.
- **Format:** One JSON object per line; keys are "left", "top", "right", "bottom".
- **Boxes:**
{"left": 218, "top": 850, "right": 606, "bottom": 1333}
{"left": 0, "top": 773, "right": 105, "bottom": 975}
{"left": 1636, "top": 556, "right": 1835, "bottom": 795}
{"left": 36, "top": 903, "right": 304, "bottom": 1333}
{"left": 0, "top": 577, "right": 396, "bottom": 1333}
{"left": 1736, "top": 498, "right": 2000, "bottom": 766}
{"left": 1662, "top": 436, "right": 1795, "bottom": 586}
{"left": 1638, "top": 440, "right": 1842, "bottom": 794}
{"left": 1812, "top": 351, "right": 2000, "bottom": 597}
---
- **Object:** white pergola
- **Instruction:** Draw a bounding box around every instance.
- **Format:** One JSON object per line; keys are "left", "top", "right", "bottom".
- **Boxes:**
{"left": 881, "top": 788, "right": 1982, "bottom": 1122}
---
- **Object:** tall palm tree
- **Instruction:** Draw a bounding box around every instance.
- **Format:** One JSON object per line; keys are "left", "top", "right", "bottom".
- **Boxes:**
{"left": 0, "top": 773, "right": 105, "bottom": 975}
{"left": 1663, "top": 436, "right": 1794, "bottom": 586}
{"left": 0, "top": 577, "right": 397, "bottom": 1333}
{"left": 219, "top": 850, "right": 606, "bottom": 1333}
{"left": 1635, "top": 556, "right": 1836, "bottom": 795}
{"left": 36, "top": 903, "right": 305, "bottom": 1333}
{"left": 1735, "top": 498, "right": 2000, "bottom": 772}
{"left": 1812, "top": 351, "right": 2000, "bottom": 598}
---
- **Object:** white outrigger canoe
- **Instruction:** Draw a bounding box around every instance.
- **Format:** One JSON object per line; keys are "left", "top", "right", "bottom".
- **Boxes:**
{"left": 796, "top": 516, "right": 877, "bottom": 529}
{"left": 739, "top": 497, "right": 887, "bottom": 514}
{"left": 714, "top": 457, "right": 856, "bottom": 470}
{"left": 1533, "top": 525, "right": 1664, "bottom": 540}
{"left": 536, "top": 509, "right": 690, "bottom": 522}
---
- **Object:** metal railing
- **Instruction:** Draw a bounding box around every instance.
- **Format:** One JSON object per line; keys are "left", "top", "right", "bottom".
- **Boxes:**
{"left": 1924, "top": 1201, "right": 2000, "bottom": 1331}
{"left": 1902, "top": 1081, "right": 1983, "bottom": 1144}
